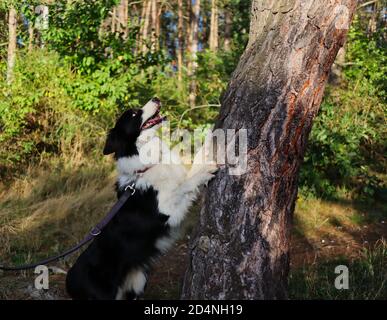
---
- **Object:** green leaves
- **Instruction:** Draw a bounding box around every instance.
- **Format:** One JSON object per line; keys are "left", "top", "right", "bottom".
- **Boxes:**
{"left": 300, "top": 85, "right": 385, "bottom": 199}
{"left": 30, "top": 0, "right": 166, "bottom": 114}
{"left": 44, "top": 0, "right": 121, "bottom": 73}
{"left": 345, "top": 16, "right": 386, "bottom": 103}
{"left": 299, "top": 14, "right": 386, "bottom": 201}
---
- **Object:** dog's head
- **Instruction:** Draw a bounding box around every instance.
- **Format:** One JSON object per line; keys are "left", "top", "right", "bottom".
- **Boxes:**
{"left": 103, "top": 98, "right": 165, "bottom": 158}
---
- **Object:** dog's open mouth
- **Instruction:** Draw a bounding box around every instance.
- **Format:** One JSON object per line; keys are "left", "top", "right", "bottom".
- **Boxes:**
{"left": 142, "top": 107, "right": 166, "bottom": 130}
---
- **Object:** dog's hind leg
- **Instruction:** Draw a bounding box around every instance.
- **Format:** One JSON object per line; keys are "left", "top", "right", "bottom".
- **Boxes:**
{"left": 116, "top": 268, "right": 147, "bottom": 300}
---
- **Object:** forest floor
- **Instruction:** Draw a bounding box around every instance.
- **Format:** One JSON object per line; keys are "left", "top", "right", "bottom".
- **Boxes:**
{"left": 0, "top": 164, "right": 386, "bottom": 300}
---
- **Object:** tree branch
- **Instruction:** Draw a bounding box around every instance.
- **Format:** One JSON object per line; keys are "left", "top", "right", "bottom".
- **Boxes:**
{"left": 357, "top": 0, "right": 379, "bottom": 10}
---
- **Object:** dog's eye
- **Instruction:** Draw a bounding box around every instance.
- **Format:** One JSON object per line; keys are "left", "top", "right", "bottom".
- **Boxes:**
{"left": 132, "top": 113, "right": 136, "bottom": 117}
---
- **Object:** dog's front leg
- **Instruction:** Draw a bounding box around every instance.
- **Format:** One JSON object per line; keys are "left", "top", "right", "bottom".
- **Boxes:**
{"left": 180, "top": 169, "right": 216, "bottom": 194}
{"left": 160, "top": 167, "right": 217, "bottom": 227}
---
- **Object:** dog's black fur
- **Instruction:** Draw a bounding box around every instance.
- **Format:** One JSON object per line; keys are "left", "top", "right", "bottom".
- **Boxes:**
{"left": 66, "top": 104, "right": 170, "bottom": 300}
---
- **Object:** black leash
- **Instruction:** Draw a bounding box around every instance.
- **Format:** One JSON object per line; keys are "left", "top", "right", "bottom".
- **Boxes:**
{"left": 0, "top": 183, "right": 136, "bottom": 271}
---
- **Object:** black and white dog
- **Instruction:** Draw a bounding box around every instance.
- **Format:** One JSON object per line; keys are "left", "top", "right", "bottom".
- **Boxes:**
{"left": 66, "top": 98, "right": 217, "bottom": 300}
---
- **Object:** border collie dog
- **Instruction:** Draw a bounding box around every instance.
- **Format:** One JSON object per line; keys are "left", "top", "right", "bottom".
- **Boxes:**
{"left": 66, "top": 98, "right": 217, "bottom": 300}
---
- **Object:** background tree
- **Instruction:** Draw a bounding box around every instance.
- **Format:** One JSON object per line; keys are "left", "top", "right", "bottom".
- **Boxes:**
{"left": 6, "top": 6, "right": 17, "bottom": 84}
{"left": 150, "top": 0, "right": 158, "bottom": 50}
{"left": 223, "top": 4, "right": 232, "bottom": 51}
{"left": 177, "top": 0, "right": 184, "bottom": 82}
{"left": 209, "top": 0, "right": 218, "bottom": 51}
{"left": 117, "top": 0, "right": 128, "bottom": 37}
{"left": 141, "top": 0, "right": 152, "bottom": 52}
{"left": 188, "top": 0, "right": 201, "bottom": 107}
{"left": 182, "top": 0, "right": 357, "bottom": 299}
{"left": 27, "top": 6, "right": 34, "bottom": 52}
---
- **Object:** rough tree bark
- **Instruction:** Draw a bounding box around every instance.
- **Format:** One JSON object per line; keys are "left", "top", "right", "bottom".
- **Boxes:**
{"left": 182, "top": 0, "right": 356, "bottom": 299}
{"left": 7, "top": 7, "right": 17, "bottom": 84}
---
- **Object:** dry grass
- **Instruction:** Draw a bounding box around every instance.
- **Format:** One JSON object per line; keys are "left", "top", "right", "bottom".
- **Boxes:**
{"left": 292, "top": 195, "right": 386, "bottom": 265}
{"left": 0, "top": 159, "right": 116, "bottom": 268}
{"left": 295, "top": 195, "right": 386, "bottom": 241}
{"left": 289, "top": 239, "right": 387, "bottom": 299}
{"left": 290, "top": 195, "right": 387, "bottom": 299}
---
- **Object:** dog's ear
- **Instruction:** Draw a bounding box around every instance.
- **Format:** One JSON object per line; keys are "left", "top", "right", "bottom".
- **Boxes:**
{"left": 103, "top": 130, "right": 116, "bottom": 155}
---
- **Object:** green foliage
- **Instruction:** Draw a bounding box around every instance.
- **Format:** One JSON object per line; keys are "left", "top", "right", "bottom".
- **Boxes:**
{"left": 0, "top": 5, "right": 10, "bottom": 62}
{"left": 300, "top": 18, "right": 386, "bottom": 200}
{"left": 227, "top": 0, "right": 251, "bottom": 56}
{"left": 62, "top": 56, "right": 160, "bottom": 113}
{"left": 147, "top": 49, "right": 241, "bottom": 129}
{"left": 44, "top": 0, "right": 120, "bottom": 73}
{"left": 196, "top": 50, "right": 234, "bottom": 104}
{"left": 300, "top": 84, "right": 385, "bottom": 199}
{"left": 0, "top": 50, "right": 108, "bottom": 178}
{"left": 344, "top": 16, "right": 387, "bottom": 102}
{"left": 41, "top": 0, "right": 166, "bottom": 113}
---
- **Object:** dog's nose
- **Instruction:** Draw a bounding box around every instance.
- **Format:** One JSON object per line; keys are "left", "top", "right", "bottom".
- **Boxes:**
{"left": 152, "top": 97, "right": 161, "bottom": 104}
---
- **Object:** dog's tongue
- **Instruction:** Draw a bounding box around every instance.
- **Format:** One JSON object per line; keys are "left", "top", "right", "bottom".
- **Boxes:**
{"left": 142, "top": 114, "right": 166, "bottom": 130}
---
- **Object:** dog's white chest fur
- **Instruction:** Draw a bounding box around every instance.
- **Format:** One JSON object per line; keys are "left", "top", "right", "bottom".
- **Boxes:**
{"left": 117, "top": 132, "right": 216, "bottom": 228}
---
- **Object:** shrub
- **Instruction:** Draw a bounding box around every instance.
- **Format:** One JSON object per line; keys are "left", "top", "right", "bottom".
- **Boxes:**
{"left": 0, "top": 50, "right": 109, "bottom": 179}
{"left": 344, "top": 15, "right": 386, "bottom": 102}
{"left": 42, "top": 0, "right": 166, "bottom": 113}
{"left": 299, "top": 18, "right": 386, "bottom": 200}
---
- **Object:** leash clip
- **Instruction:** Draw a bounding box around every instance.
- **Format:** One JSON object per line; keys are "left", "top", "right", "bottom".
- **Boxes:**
{"left": 125, "top": 183, "right": 136, "bottom": 196}
{"left": 90, "top": 227, "right": 101, "bottom": 236}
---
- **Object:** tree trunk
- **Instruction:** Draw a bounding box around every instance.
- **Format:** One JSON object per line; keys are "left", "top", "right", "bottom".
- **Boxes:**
{"left": 141, "top": 0, "right": 152, "bottom": 53}
{"left": 209, "top": 0, "right": 218, "bottom": 51}
{"left": 186, "top": 0, "right": 192, "bottom": 59}
{"left": 136, "top": 1, "right": 147, "bottom": 54}
{"left": 224, "top": 6, "right": 232, "bottom": 51}
{"left": 177, "top": 0, "right": 184, "bottom": 82}
{"left": 200, "top": 1, "right": 208, "bottom": 46}
{"left": 367, "top": 1, "right": 378, "bottom": 35}
{"left": 111, "top": 7, "right": 116, "bottom": 33}
{"left": 117, "top": 0, "right": 128, "bottom": 37}
{"left": 28, "top": 19, "right": 34, "bottom": 52}
{"left": 188, "top": 0, "right": 200, "bottom": 107}
{"left": 156, "top": 2, "right": 162, "bottom": 47}
{"left": 150, "top": 0, "right": 158, "bottom": 51}
{"left": 182, "top": 0, "right": 356, "bottom": 300}
{"left": 7, "top": 7, "right": 17, "bottom": 84}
